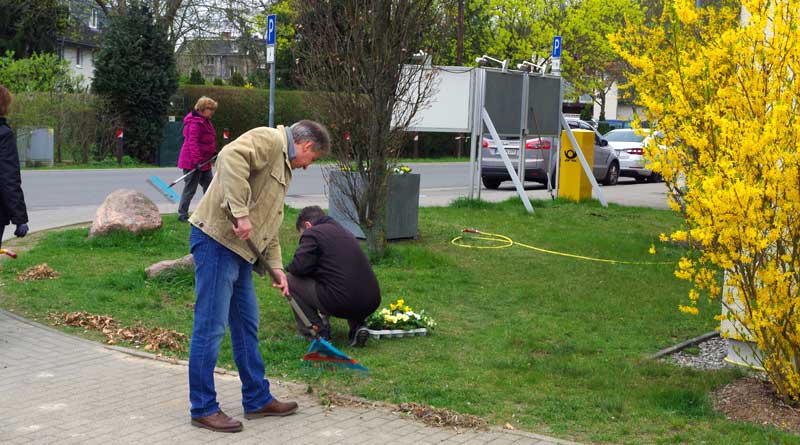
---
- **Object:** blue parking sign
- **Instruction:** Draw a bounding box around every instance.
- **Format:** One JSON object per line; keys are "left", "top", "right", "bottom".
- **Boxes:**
{"left": 266, "top": 15, "right": 276, "bottom": 45}
{"left": 552, "top": 36, "right": 562, "bottom": 58}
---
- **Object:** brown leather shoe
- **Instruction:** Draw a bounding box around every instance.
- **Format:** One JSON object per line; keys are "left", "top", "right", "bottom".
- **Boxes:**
{"left": 244, "top": 398, "right": 299, "bottom": 419}
{"left": 191, "top": 410, "right": 243, "bottom": 433}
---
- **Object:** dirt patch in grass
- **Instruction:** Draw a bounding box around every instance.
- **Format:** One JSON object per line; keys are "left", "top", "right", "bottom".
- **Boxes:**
{"left": 17, "top": 263, "right": 60, "bottom": 281}
{"left": 712, "top": 377, "right": 800, "bottom": 434}
{"left": 47, "top": 311, "right": 188, "bottom": 352}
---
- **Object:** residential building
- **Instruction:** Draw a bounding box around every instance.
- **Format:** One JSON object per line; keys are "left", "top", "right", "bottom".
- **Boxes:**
{"left": 176, "top": 34, "right": 265, "bottom": 82}
{"left": 58, "top": 0, "right": 106, "bottom": 87}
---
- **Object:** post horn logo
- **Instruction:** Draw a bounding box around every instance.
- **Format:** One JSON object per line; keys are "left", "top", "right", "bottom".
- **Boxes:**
{"left": 564, "top": 149, "right": 578, "bottom": 162}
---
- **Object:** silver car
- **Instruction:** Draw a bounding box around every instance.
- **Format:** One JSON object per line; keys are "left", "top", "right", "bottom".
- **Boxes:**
{"left": 604, "top": 129, "right": 663, "bottom": 183}
{"left": 480, "top": 119, "right": 620, "bottom": 189}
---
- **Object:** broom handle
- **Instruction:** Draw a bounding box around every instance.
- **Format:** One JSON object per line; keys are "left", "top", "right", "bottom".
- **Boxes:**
{"left": 169, "top": 155, "right": 218, "bottom": 187}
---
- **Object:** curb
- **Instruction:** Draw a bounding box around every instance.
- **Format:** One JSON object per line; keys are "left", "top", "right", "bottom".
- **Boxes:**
{"left": 649, "top": 331, "right": 720, "bottom": 359}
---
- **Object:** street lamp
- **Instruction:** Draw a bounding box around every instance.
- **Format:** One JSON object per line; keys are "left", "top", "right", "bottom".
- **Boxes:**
{"left": 516, "top": 60, "right": 546, "bottom": 74}
{"left": 475, "top": 54, "right": 508, "bottom": 72}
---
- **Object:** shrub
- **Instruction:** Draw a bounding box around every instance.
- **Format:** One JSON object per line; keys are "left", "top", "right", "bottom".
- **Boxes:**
{"left": 212, "top": 77, "right": 224, "bottom": 86}
{"left": 579, "top": 103, "right": 593, "bottom": 121}
{"left": 0, "top": 51, "right": 82, "bottom": 93}
{"left": 229, "top": 72, "right": 245, "bottom": 87}
{"left": 613, "top": 0, "right": 800, "bottom": 402}
{"left": 188, "top": 68, "right": 204, "bottom": 85}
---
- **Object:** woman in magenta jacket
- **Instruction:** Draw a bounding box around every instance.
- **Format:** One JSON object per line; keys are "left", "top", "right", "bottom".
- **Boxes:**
{"left": 177, "top": 96, "right": 218, "bottom": 222}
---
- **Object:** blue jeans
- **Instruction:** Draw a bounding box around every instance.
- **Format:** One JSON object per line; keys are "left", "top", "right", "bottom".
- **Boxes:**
{"left": 188, "top": 226, "right": 273, "bottom": 418}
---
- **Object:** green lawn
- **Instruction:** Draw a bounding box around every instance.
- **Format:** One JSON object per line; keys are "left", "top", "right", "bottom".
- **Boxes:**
{"left": 0, "top": 199, "right": 795, "bottom": 444}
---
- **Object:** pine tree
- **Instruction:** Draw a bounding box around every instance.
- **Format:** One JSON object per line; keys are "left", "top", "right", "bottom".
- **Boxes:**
{"left": 93, "top": 2, "right": 177, "bottom": 163}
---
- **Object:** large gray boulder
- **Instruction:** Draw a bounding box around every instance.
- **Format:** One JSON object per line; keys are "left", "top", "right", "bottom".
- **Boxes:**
{"left": 89, "top": 189, "right": 162, "bottom": 238}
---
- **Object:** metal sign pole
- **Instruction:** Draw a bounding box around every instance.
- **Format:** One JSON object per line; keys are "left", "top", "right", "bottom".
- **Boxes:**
{"left": 476, "top": 69, "right": 486, "bottom": 201}
{"left": 550, "top": 36, "right": 562, "bottom": 195}
{"left": 266, "top": 14, "right": 277, "bottom": 127}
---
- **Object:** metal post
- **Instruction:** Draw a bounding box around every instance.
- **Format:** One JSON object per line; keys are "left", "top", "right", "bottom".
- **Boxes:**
{"left": 476, "top": 69, "right": 486, "bottom": 201}
{"left": 468, "top": 69, "right": 482, "bottom": 199}
{"left": 269, "top": 64, "right": 276, "bottom": 127}
{"left": 517, "top": 72, "right": 529, "bottom": 184}
{"left": 115, "top": 128, "right": 123, "bottom": 166}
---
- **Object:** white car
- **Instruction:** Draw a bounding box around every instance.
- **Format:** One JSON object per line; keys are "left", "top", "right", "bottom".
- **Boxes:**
{"left": 603, "top": 129, "right": 662, "bottom": 183}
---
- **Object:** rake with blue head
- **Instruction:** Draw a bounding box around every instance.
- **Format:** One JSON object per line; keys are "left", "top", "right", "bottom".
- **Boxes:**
{"left": 288, "top": 297, "right": 368, "bottom": 372}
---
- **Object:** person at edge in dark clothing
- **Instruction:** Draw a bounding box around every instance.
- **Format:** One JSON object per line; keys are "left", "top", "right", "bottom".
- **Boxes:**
{"left": 0, "top": 85, "right": 29, "bottom": 250}
{"left": 286, "top": 206, "right": 381, "bottom": 347}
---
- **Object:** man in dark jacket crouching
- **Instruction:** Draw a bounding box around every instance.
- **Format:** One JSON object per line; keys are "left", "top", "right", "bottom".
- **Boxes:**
{"left": 286, "top": 206, "right": 380, "bottom": 347}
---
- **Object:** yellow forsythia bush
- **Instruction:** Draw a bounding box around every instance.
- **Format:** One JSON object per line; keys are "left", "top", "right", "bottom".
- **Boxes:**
{"left": 612, "top": 0, "right": 800, "bottom": 402}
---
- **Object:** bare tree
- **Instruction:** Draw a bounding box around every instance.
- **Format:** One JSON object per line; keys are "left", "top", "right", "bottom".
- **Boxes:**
{"left": 93, "top": 0, "right": 267, "bottom": 46}
{"left": 293, "top": 0, "right": 437, "bottom": 256}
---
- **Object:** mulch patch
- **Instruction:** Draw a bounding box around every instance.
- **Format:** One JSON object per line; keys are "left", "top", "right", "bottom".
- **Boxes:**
{"left": 46, "top": 311, "right": 187, "bottom": 352}
{"left": 712, "top": 377, "right": 800, "bottom": 434}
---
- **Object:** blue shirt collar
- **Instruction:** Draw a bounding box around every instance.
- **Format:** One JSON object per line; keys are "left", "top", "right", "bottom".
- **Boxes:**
{"left": 286, "top": 127, "right": 296, "bottom": 160}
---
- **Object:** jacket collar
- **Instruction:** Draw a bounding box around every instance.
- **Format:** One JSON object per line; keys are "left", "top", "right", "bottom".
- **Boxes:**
{"left": 0, "top": 117, "right": 7, "bottom": 127}
{"left": 285, "top": 127, "right": 296, "bottom": 160}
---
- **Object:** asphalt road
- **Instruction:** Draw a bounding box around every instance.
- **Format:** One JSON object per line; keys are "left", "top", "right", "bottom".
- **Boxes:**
{"left": 4, "top": 162, "right": 671, "bottom": 241}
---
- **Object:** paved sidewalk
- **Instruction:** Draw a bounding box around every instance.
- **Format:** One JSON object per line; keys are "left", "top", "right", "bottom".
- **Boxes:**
{"left": 0, "top": 311, "right": 577, "bottom": 445}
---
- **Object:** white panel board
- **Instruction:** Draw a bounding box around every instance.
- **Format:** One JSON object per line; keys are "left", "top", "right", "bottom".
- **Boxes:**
{"left": 405, "top": 66, "right": 473, "bottom": 133}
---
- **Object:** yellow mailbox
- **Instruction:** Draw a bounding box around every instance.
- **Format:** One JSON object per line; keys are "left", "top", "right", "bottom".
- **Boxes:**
{"left": 558, "top": 129, "right": 594, "bottom": 202}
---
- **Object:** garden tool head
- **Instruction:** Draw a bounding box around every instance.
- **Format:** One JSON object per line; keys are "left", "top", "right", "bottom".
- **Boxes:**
{"left": 0, "top": 249, "right": 17, "bottom": 259}
{"left": 287, "top": 297, "right": 367, "bottom": 372}
{"left": 303, "top": 336, "right": 368, "bottom": 372}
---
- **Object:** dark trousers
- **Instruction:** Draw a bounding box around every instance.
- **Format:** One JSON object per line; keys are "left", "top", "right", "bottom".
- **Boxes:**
{"left": 178, "top": 168, "right": 213, "bottom": 220}
{"left": 287, "top": 273, "right": 331, "bottom": 339}
{"left": 287, "top": 273, "right": 367, "bottom": 340}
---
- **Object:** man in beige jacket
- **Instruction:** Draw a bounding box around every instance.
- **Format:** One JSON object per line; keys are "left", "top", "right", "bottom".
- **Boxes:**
{"left": 187, "top": 120, "right": 330, "bottom": 433}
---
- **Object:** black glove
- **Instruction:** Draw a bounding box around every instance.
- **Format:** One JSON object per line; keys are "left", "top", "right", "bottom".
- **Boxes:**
{"left": 14, "top": 223, "right": 28, "bottom": 238}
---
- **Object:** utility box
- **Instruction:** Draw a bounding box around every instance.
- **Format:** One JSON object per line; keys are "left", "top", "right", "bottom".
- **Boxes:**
{"left": 558, "top": 129, "right": 594, "bottom": 202}
{"left": 328, "top": 171, "right": 420, "bottom": 240}
{"left": 16, "top": 128, "right": 54, "bottom": 167}
{"left": 158, "top": 121, "right": 184, "bottom": 167}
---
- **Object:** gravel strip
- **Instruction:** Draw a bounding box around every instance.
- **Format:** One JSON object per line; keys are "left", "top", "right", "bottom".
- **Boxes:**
{"left": 666, "top": 336, "right": 731, "bottom": 370}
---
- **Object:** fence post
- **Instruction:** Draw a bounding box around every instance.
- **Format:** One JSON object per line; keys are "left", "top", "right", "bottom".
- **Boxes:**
{"left": 115, "top": 128, "right": 124, "bottom": 166}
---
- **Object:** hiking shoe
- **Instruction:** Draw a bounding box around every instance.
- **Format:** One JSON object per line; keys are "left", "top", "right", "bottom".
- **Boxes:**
{"left": 349, "top": 326, "right": 369, "bottom": 348}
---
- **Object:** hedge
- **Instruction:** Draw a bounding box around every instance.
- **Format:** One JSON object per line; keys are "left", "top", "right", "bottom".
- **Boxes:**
{"left": 8, "top": 92, "right": 115, "bottom": 163}
{"left": 173, "top": 86, "right": 320, "bottom": 146}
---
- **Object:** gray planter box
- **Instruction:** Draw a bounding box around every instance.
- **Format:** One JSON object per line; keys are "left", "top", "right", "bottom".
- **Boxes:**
{"left": 328, "top": 171, "right": 420, "bottom": 240}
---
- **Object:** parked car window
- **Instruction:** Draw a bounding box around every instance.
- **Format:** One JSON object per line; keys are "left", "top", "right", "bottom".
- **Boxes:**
{"left": 605, "top": 131, "right": 645, "bottom": 143}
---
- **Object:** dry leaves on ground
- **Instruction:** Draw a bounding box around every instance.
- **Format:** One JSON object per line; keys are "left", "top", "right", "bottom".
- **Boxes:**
{"left": 713, "top": 377, "right": 800, "bottom": 435}
{"left": 397, "top": 402, "right": 488, "bottom": 429}
{"left": 17, "top": 263, "right": 60, "bottom": 281}
{"left": 321, "top": 393, "right": 487, "bottom": 430}
{"left": 47, "top": 311, "right": 187, "bottom": 352}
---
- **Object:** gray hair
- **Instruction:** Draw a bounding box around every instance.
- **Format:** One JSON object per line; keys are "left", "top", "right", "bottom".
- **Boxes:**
{"left": 291, "top": 120, "right": 331, "bottom": 154}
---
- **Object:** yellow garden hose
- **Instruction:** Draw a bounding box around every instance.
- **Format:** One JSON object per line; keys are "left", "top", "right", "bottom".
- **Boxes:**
{"left": 451, "top": 228, "right": 671, "bottom": 265}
